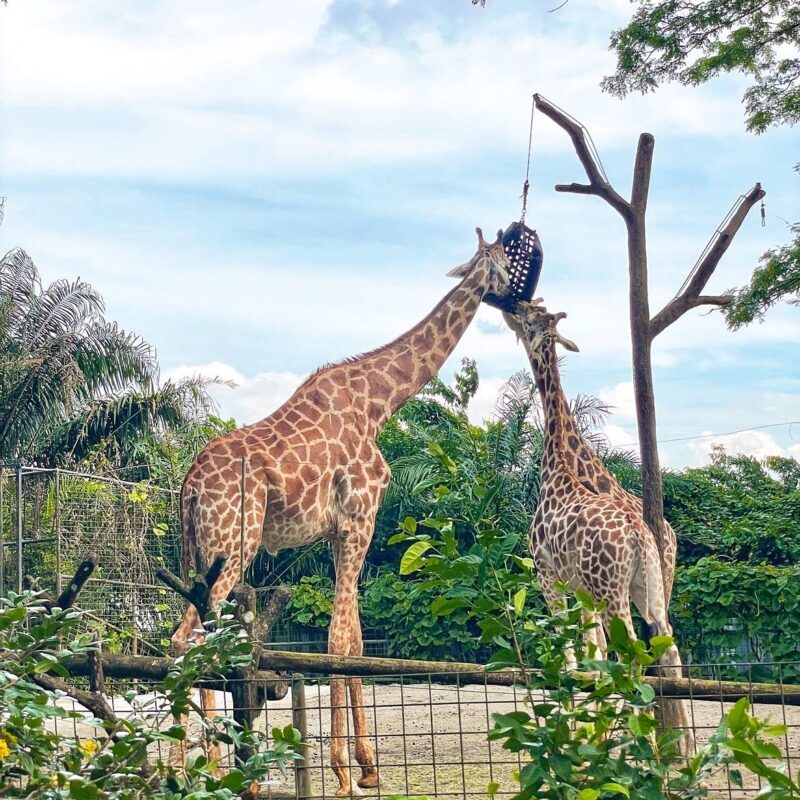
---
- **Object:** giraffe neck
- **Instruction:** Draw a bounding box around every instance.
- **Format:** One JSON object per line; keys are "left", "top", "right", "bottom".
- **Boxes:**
{"left": 527, "top": 342, "right": 579, "bottom": 482}
{"left": 527, "top": 340, "right": 619, "bottom": 495}
{"left": 358, "top": 260, "right": 491, "bottom": 428}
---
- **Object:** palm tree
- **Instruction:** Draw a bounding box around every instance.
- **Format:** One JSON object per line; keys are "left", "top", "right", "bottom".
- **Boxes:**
{"left": 0, "top": 248, "right": 216, "bottom": 465}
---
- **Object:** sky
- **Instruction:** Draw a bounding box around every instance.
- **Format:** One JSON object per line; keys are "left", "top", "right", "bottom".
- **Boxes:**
{"left": 1, "top": 0, "right": 798, "bottom": 469}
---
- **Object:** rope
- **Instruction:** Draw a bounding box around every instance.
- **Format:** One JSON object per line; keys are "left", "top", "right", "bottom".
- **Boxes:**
{"left": 520, "top": 96, "right": 535, "bottom": 224}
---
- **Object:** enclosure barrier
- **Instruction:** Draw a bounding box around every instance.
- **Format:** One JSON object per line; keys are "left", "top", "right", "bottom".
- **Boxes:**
{"left": 56, "top": 648, "right": 800, "bottom": 799}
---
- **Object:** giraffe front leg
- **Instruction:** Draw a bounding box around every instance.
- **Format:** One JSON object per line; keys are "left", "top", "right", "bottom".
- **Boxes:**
{"left": 170, "top": 606, "right": 203, "bottom": 771}
{"left": 348, "top": 609, "right": 378, "bottom": 790}
{"left": 328, "top": 546, "right": 362, "bottom": 796}
{"left": 328, "top": 522, "right": 379, "bottom": 797}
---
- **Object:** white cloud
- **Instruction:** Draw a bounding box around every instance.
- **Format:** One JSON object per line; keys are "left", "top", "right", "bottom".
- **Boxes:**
{"left": 164, "top": 361, "right": 305, "bottom": 424}
{"left": 1, "top": 0, "right": 752, "bottom": 182}
{"left": 466, "top": 374, "right": 513, "bottom": 426}
{"left": 686, "top": 429, "right": 790, "bottom": 464}
{"left": 599, "top": 382, "right": 636, "bottom": 419}
{"left": 601, "top": 423, "right": 638, "bottom": 450}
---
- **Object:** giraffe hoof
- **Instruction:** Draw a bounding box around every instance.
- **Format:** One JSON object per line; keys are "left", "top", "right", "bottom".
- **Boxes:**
{"left": 357, "top": 771, "right": 379, "bottom": 789}
{"left": 335, "top": 786, "right": 364, "bottom": 797}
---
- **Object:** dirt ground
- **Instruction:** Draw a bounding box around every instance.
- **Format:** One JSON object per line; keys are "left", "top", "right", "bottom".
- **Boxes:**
{"left": 53, "top": 681, "right": 800, "bottom": 799}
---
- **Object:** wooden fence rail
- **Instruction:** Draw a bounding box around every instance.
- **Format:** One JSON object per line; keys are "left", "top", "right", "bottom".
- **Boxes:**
{"left": 63, "top": 649, "right": 800, "bottom": 706}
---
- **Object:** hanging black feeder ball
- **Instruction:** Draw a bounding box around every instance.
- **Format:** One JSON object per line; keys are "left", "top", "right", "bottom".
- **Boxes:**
{"left": 483, "top": 221, "right": 543, "bottom": 311}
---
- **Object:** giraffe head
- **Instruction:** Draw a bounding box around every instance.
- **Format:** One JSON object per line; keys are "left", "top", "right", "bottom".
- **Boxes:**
{"left": 503, "top": 300, "right": 579, "bottom": 358}
{"left": 447, "top": 227, "right": 511, "bottom": 297}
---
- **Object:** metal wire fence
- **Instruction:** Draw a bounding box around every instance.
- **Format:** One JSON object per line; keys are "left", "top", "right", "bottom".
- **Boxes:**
{"left": 0, "top": 465, "right": 183, "bottom": 653}
{"left": 53, "top": 659, "right": 800, "bottom": 800}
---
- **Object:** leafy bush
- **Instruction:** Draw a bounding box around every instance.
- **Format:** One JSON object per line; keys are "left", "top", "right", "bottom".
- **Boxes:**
{"left": 395, "top": 452, "right": 800, "bottom": 800}
{"left": 673, "top": 558, "right": 800, "bottom": 677}
{"left": 0, "top": 592, "right": 299, "bottom": 798}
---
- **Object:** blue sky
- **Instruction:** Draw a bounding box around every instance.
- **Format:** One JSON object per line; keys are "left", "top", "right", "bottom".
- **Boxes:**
{"left": 1, "top": 0, "right": 798, "bottom": 468}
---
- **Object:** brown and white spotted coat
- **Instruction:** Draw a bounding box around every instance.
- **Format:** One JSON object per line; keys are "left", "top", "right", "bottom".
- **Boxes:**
{"left": 505, "top": 303, "right": 678, "bottom": 606}
{"left": 172, "top": 229, "right": 510, "bottom": 796}
{"left": 503, "top": 303, "right": 689, "bottom": 717}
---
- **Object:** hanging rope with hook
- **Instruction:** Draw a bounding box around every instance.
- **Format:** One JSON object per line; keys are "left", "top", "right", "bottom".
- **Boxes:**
{"left": 520, "top": 94, "right": 535, "bottom": 225}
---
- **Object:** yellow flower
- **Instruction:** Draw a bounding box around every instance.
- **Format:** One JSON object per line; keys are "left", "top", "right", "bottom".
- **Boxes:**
{"left": 0, "top": 739, "right": 11, "bottom": 760}
{"left": 78, "top": 739, "right": 99, "bottom": 758}
{"left": 1, "top": 731, "right": 17, "bottom": 745}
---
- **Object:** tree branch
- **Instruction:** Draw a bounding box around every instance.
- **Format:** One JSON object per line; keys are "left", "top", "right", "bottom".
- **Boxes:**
{"left": 33, "top": 671, "right": 118, "bottom": 725}
{"left": 554, "top": 183, "right": 597, "bottom": 195}
{"left": 534, "top": 93, "right": 633, "bottom": 218}
{"left": 630, "top": 133, "right": 655, "bottom": 213}
{"left": 650, "top": 183, "right": 765, "bottom": 337}
{"left": 155, "top": 555, "right": 227, "bottom": 622}
{"left": 24, "top": 554, "right": 98, "bottom": 611}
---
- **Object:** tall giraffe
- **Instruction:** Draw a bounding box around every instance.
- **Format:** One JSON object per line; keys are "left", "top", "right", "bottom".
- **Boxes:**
{"left": 504, "top": 302, "right": 678, "bottom": 608}
{"left": 172, "top": 229, "right": 511, "bottom": 796}
{"left": 502, "top": 301, "right": 691, "bottom": 738}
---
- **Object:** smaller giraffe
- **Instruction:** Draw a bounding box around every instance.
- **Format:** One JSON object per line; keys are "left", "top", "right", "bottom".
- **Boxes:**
{"left": 503, "top": 301, "right": 692, "bottom": 745}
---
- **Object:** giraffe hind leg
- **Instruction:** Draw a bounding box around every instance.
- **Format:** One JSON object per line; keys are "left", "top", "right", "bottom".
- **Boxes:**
{"left": 169, "top": 605, "right": 204, "bottom": 770}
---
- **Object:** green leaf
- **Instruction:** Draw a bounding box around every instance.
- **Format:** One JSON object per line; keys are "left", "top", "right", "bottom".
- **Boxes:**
{"left": 600, "top": 782, "right": 630, "bottom": 797}
{"left": 728, "top": 697, "right": 750, "bottom": 734}
{"left": 401, "top": 516, "right": 418, "bottom": 534}
{"left": 430, "top": 596, "right": 470, "bottom": 616}
{"left": 513, "top": 588, "right": 527, "bottom": 616}
{"left": 578, "top": 790, "right": 600, "bottom": 800}
{"left": 400, "top": 541, "right": 433, "bottom": 575}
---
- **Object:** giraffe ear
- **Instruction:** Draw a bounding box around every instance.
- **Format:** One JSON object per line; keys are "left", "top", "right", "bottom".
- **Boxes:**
{"left": 556, "top": 333, "right": 579, "bottom": 352}
{"left": 447, "top": 260, "right": 472, "bottom": 278}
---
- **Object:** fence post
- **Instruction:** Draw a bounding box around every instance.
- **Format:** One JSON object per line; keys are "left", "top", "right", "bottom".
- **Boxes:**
{"left": 55, "top": 468, "right": 62, "bottom": 596}
{"left": 291, "top": 674, "right": 311, "bottom": 800}
{"left": 16, "top": 465, "right": 23, "bottom": 593}
{"left": 0, "top": 467, "right": 5, "bottom": 597}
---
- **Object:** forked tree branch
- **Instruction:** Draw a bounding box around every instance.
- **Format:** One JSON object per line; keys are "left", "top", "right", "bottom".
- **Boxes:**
{"left": 650, "top": 182, "right": 766, "bottom": 338}
{"left": 534, "top": 93, "right": 633, "bottom": 219}
{"left": 155, "top": 555, "right": 228, "bottom": 622}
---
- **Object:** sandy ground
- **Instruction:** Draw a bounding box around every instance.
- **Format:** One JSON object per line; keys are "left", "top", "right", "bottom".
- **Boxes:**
{"left": 50, "top": 682, "right": 800, "bottom": 799}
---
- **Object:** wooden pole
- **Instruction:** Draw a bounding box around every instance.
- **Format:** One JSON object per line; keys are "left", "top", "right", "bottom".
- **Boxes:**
{"left": 291, "top": 675, "right": 311, "bottom": 800}
{"left": 59, "top": 649, "right": 800, "bottom": 706}
{"left": 54, "top": 468, "right": 62, "bottom": 596}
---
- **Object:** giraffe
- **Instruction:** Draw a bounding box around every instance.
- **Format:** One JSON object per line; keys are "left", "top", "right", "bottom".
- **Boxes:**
{"left": 502, "top": 301, "right": 692, "bottom": 742}
{"left": 171, "top": 228, "right": 511, "bottom": 796}
{"left": 503, "top": 301, "right": 679, "bottom": 611}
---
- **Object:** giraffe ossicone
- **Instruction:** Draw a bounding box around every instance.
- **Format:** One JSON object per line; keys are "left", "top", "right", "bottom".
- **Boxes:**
{"left": 170, "top": 227, "right": 512, "bottom": 795}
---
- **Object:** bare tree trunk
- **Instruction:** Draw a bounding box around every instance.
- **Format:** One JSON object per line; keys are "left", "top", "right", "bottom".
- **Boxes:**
{"left": 532, "top": 94, "right": 765, "bottom": 743}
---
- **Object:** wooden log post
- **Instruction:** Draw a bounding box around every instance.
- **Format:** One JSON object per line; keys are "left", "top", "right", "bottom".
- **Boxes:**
{"left": 229, "top": 583, "right": 291, "bottom": 765}
{"left": 291, "top": 675, "right": 311, "bottom": 800}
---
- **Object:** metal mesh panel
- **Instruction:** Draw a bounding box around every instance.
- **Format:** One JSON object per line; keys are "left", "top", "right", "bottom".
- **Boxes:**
{"left": 48, "top": 662, "right": 800, "bottom": 800}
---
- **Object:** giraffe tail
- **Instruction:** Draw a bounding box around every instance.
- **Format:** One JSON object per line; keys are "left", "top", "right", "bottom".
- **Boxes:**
{"left": 180, "top": 489, "right": 204, "bottom": 581}
{"left": 633, "top": 524, "right": 663, "bottom": 631}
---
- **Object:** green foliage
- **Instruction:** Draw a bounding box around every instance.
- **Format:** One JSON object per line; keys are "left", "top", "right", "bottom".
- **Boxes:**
{"left": 663, "top": 449, "right": 800, "bottom": 566}
{"left": 360, "top": 571, "right": 478, "bottom": 660}
{"left": 603, "top": 0, "right": 800, "bottom": 134}
{"left": 394, "top": 451, "right": 800, "bottom": 800}
{"left": 726, "top": 218, "right": 800, "bottom": 328}
{"left": 603, "top": 2, "right": 800, "bottom": 330}
{"left": 673, "top": 558, "right": 800, "bottom": 675}
{"left": 0, "top": 592, "right": 299, "bottom": 798}
{"left": 285, "top": 572, "right": 479, "bottom": 661}
{"left": 286, "top": 575, "right": 335, "bottom": 629}
{"left": 0, "top": 248, "right": 218, "bottom": 465}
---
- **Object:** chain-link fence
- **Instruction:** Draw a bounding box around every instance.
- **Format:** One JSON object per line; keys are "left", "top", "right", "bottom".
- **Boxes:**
{"left": 0, "top": 465, "right": 183, "bottom": 654}
{"left": 53, "top": 656, "right": 800, "bottom": 800}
